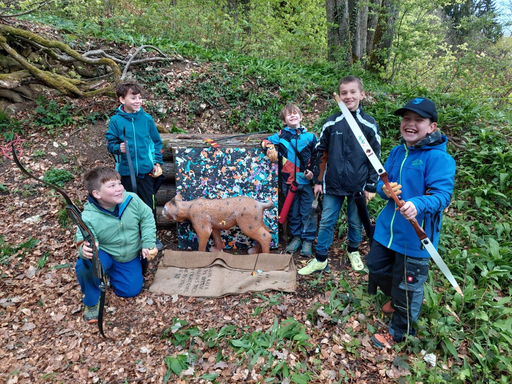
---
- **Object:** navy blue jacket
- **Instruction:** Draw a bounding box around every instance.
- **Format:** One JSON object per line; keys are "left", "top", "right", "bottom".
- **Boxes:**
{"left": 313, "top": 106, "right": 380, "bottom": 195}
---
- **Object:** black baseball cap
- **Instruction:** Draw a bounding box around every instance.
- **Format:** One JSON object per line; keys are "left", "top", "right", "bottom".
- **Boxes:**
{"left": 394, "top": 97, "right": 438, "bottom": 123}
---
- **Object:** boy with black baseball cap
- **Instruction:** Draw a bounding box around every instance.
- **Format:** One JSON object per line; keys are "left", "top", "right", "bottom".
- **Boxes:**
{"left": 365, "top": 97, "right": 456, "bottom": 348}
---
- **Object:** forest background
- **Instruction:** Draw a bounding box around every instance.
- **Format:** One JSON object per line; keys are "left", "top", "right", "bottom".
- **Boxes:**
{"left": 1, "top": 0, "right": 512, "bottom": 383}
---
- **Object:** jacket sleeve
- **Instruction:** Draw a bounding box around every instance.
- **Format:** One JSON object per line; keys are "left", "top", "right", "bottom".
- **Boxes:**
{"left": 148, "top": 116, "right": 163, "bottom": 165}
{"left": 364, "top": 127, "right": 381, "bottom": 193}
{"left": 261, "top": 131, "right": 282, "bottom": 149}
{"left": 409, "top": 153, "right": 456, "bottom": 215}
{"left": 136, "top": 195, "right": 157, "bottom": 249}
{"left": 105, "top": 117, "right": 122, "bottom": 155}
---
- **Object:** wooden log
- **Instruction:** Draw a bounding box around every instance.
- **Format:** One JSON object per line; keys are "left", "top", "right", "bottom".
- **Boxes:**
{"left": 156, "top": 206, "right": 174, "bottom": 227}
{"left": 160, "top": 133, "right": 268, "bottom": 151}
{"left": 155, "top": 184, "right": 176, "bottom": 206}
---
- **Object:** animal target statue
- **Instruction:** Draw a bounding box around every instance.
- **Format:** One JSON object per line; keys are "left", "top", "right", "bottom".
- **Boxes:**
{"left": 163, "top": 194, "right": 273, "bottom": 254}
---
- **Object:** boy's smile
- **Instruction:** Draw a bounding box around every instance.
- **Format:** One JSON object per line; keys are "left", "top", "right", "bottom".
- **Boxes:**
{"left": 120, "top": 89, "right": 143, "bottom": 113}
{"left": 92, "top": 179, "right": 125, "bottom": 209}
{"left": 283, "top": 111, "right": 302, "bottom": 128}
{"left": 400, "top": 111, "right": 437, "bottom": 147}
{"left": 339, "top": 81, "right": 365, "bottom": 112}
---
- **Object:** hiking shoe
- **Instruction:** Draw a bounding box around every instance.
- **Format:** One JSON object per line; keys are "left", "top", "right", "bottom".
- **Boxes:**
{"left": 372, "top": 331, "right": 396, "bottom": 348}
{"left": 84, "top": 300, "right": 100, "bottom": 324}
{"left": 285, "top": 236, "right": 302, "bottom": 253}
{"left": 347, "top": 251, "right": 364, "bottom": 271}
{"left": 155, "top": 239, "right": 164, "bottom": 251}
{"left": 382, "top": 301, "right": 395, "bottom": 315}
{"left": 298, "top": 258, "right": 329, "bottom": 275}
{"left": 300, "top": 241, "right": 313, "bottom": 257}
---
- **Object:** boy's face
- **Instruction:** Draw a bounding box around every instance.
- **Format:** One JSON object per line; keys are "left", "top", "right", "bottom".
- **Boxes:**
{"left": 400, "top": 111, "right": 437, "bottom": 146}
{"left": 282, "top": 110, "right": 302, "bottom": 128}
{"left": 119, "top": 89, "right": 142, "bottom": 113}
{"left": 92, "top": 179, "right": 125, "bottom": 209}
{"left": 339, "top": 81, "right": 365, "bottom": 112}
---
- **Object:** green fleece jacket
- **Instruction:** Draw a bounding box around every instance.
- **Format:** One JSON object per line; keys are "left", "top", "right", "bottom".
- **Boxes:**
{"left": 75, "top": 191, "right": 156, "bottom": 263}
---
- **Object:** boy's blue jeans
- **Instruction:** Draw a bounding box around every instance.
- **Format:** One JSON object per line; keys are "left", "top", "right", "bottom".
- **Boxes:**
{"left": 315, "top": 194, "right": 363, "bottom": 261}
{"left": 282, "top": 183, "right": 316, "bottom": 242}
{"left": 366, "top": 241, "right": 429, "bottom": 342}
{"left": 75, "top": 249, "right": 143, "bottom": 306}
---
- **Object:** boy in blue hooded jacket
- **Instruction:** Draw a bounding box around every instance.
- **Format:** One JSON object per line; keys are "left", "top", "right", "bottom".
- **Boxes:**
{"left": 367, "top": 97, "right": 456, "bottom": 348}
{"left": 105, "top": 82, "right": 163, "bottom": 249}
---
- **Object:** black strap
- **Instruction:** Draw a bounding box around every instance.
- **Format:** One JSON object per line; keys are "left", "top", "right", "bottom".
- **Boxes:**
{"left": 123, "top": 127, "right": 138, "bottom": 194}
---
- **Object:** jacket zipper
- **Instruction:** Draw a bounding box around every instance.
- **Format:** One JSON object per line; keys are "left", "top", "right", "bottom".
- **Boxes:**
{"left": 387, "top": 145, "right": 409, "bottom": 249}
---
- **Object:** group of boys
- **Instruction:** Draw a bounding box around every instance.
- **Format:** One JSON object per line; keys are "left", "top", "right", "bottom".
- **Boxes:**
{"left": 75, "top": 77, "right": 455, "bottom": 349}
{"left": 262, "top": 75, "right": 455, "bottom": 348}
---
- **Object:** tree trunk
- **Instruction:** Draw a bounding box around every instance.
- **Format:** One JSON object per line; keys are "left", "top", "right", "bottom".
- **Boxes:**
{"left": 368, "top": 0, "right": 399, "bottom": 73}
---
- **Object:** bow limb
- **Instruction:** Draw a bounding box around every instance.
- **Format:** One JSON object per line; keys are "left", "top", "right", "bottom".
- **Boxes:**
{"left": 11, "top": 143, "right": 108, "bottom": 336}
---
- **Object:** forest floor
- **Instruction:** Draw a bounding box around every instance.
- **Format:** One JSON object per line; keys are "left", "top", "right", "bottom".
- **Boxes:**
{"left": 0, "top": 27, "right": 416, "bottom": 384}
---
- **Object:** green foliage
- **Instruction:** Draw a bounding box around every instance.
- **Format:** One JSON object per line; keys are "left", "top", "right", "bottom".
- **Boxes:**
{"left": 0, "top": 236, "right": 39, "bottom": 266}
{"left": 43, "top": 168, "right": 74, "bottom": 187}
{"left": 0, "top": 110, "right": 24, "bottom": 141}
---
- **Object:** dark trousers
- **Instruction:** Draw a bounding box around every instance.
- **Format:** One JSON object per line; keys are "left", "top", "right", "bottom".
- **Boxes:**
{"left": 121, "top": 174, "right": 156, "bottom": 218}
{"left": 282, "top": 183, "right": 316, "bottom": 242}
{"left": 366, "top": 241, "right": 429, "bottom": 342}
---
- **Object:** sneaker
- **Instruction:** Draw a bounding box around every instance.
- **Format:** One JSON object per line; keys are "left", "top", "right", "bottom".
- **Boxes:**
{"left": 372, "top": 331, "right": 396, "bottom": 348}
{"left": 298, "top": 258, "right": 329, "bottom": 275}
{"left": 347, "top": 251, "right": 364, "bottom": 271}
{"left": 285, "top": 236, "right": 302, "bottom": 253}
{"left": 382, "top": 301, "right": 395, "bottom": 315}
{"left": 84, "top": 300, "right": 100, "bottom": 324}
{"left": 300, "top": 241, "right": 313, "bottom": 257}
{"left": 155, "top": 239, "right": 164, "bottom": 251}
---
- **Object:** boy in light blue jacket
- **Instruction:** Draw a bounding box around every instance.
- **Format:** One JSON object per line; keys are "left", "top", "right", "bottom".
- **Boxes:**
{"left": 367, "top": 97, "right": 456, "bottom": 348}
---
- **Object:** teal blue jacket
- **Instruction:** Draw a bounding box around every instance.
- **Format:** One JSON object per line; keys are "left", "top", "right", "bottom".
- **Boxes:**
{"left": 106, "top": 106, "right": 163, "bottom": 177}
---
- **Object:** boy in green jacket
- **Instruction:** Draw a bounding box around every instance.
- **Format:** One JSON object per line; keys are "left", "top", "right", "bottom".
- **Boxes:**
{"left": 75, "top": 167, "right": 157, "bottom": 323}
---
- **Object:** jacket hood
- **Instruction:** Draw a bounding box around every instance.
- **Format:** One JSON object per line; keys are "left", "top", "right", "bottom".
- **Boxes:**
{"left": 115, "top": 105, "right": 145, "bottom": 120}
{"left": 400, "top": 130, "right": 446, "bottom": 149}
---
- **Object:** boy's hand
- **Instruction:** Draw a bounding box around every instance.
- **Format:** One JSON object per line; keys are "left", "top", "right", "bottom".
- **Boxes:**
{"left": 266, "top": 146, "right": 278, "bottom": 162}
{"left": 81, "top": 241, "right": 98, "bottom": 259}
{"left": 304, "top": 170, "right": 313, "bottom": 180}
{"left": 365, "top": 191, "right": 376, "bottom": 202}
{"left": 152, "top": 164, "right": 162, "bottom": 177}
{"left": 120, "top": 142, "right": 126, "bottom": 153}
{"left": 314, "top": 184, "right": 323, "bottom": 195}
{"left": 400, "top": 201, "right": 417, "bottom": 220}
{"left": 142, "top": 247, "right": 158, "bottom": 260}
{"left": 382, "top": 182, "right": 402, "bottom": 199}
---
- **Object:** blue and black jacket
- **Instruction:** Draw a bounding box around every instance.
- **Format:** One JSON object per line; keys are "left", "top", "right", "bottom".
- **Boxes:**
{"left": 262, "top": 126, "right": 318, "bottom": 186}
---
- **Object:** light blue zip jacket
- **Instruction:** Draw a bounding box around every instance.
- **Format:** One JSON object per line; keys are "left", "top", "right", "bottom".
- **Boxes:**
{"left": 106, "top": 106, "right": 163, "bottom": 177}
{"left": 373, "top": 131, "right": 455, "bottom": 258}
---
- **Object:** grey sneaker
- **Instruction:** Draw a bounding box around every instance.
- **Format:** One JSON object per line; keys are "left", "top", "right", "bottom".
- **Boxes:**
{"left": 285, "top": 236, "right": 302, "bottom": 253}
{"left": 84, "top": 300, "right": 100, "bottom": 324}
{"left": 155, "top": 239, "right": 164, "bottom": 251}
{"left": 300, "top": 241, "right": 313, "bottom": 257}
